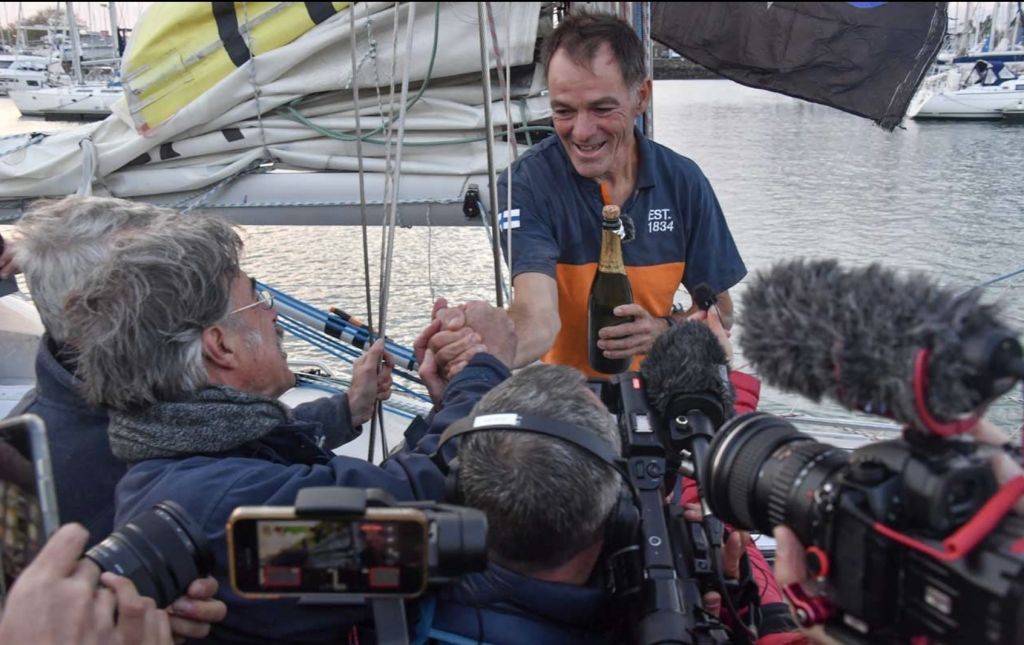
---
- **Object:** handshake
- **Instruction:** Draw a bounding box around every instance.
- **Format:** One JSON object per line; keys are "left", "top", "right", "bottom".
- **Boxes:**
{"left": 413, "top": 298, "right": 518, "bottom": 404}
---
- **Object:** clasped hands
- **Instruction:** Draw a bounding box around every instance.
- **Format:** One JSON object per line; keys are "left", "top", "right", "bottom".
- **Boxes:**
{"left": 413, "top": 298, "right": 516, "bottom": 405}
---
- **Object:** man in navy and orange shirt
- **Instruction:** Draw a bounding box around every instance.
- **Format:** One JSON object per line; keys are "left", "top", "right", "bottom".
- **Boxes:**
{"left": 425, "top": 11, "right": 801, "bottom": 645}
{"left": 497, "top": 12, "right": 746, "bottom": 377}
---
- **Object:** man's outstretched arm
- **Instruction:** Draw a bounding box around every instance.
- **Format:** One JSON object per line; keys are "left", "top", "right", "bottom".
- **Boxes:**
{"left": 508, "top": 272, "right": 560, "bottom": 368}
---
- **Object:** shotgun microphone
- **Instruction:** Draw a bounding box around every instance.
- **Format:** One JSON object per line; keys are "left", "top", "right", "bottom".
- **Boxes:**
{"left": 738, "top": 259, "right": 1023, "bottom": 433}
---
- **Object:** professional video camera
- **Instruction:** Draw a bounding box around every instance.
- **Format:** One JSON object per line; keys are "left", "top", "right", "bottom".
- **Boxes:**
{"left": 703, "top": 259, "right": 1024, "bottom": 644}
{"left": 592, "top": 323, "right": 762, "bottom": 645}
{"left": 225, "top": 487, "right": 487, "bottom": 645}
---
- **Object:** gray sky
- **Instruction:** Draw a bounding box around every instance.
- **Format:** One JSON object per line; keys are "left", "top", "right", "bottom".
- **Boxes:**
{"left": 0, "top": 2, "right": 151, "bottom": 31}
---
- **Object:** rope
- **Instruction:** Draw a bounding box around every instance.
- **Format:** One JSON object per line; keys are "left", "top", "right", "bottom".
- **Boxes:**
{"left": 503, "top": 2, "right": 515, "bottom": 300}
{"left": 350, "top": 2, "right": 375, "bottom": 343}
{"left": 76, "top": 138, "right": 98, "bottom": 196}
{"left": 476, "top": 1, "right": 505, "bottom": 308}
{"left": 425, "top": 203, "right": 437, "bottom": 304}
{"left": 280, "top": 107, "right": 554, "bottom": 145}
{"left": 283, "top": 3, "right": 443, "bottom": 146}
{"left": 173, "top": 158, "right": 269, "bottom": 213}
{"left": 375, "top": 1, "right": 420, "bottom": 461}
{"left": 484, "top": 1, "right": 518, "bottom": 159}
{"left": 0, "top": 132, "right": 47, "bottom": 158}
{"left": 240, "top": 2, "right": 271, "bottom": 162}
{"left": 475, "top": 199, "right": 511, "bottom": 303}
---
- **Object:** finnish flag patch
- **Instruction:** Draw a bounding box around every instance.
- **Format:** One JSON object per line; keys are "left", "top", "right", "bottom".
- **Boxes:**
{"left": 498, "top": 209, "right": 521, "bottom": 231}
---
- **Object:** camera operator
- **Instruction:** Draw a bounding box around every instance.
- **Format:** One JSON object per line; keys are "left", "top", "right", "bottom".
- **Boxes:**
{"left": 771, "top": 418, "right": 1023, "bottom": 645}
{"left": 0, "top": 523, "right": 171, "bottom": 645}
{"left": 63, "top": 212, "right": 516, "bottom": 642}
{"left": 419, "top": 364, "right": 751, "bottom": 644}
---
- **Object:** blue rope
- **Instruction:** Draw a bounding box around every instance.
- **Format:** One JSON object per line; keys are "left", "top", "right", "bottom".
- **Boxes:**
{"left": 261, "top": 281, "right": 418, "bottom": 367}
{"left": 278, "top": 316, "right": 429, "bottom": 402}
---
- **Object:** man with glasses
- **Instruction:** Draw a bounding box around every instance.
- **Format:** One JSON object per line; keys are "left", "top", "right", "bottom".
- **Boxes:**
{"left": 64, "top": 211, "right": 517, "bottom": 642}
{"left": 2, "top": 197, "right": 250, "bottom": 639}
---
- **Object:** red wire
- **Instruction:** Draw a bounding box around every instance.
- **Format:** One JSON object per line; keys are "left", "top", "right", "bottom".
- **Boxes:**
{"left": 871, "top": 475, "right": 1024, "bottom": 561}
{"left": 912, "top": 349, "right": 979, "bottom": 437}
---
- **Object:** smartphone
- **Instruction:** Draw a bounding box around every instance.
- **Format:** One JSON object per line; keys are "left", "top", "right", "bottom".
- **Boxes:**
{"left": 0, "top": 414, "right": 59, "bottom": 599}
{"left": 227, "top": 506, "right": 429, "bottom": 598}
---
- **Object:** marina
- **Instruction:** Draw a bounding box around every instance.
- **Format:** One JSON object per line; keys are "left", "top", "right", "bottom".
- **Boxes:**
{"left": 0, "top": 4, "right": 1021, "bottom": 643}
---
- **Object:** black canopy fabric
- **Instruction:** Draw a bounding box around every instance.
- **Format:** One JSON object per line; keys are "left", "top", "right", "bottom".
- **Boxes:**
{"left": 651, "top": 2, "right": 947, "bottom": 131}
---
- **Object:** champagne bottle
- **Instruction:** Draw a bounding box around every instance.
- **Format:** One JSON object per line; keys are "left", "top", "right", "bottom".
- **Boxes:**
{"left": 588, "top": 204, "right": 634, "bottom": 375}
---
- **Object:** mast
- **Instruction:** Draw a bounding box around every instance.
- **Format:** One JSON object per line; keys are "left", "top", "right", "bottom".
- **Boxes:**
{"left": 65, "top": 1, "right": 83, "bottom": 84}
{"left": 15, "top": 3, "right": 25, "bottom": 53}
{"left": 107, "top": 1, "right": 119, "bottom": 58}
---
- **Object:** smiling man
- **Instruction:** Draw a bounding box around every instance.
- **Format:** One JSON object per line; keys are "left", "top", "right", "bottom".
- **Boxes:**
{"left": 497, "top": 12, "right": 747, "bottom": 377}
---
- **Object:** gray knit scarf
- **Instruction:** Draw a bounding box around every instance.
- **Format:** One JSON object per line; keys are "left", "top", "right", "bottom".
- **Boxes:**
{"left": 108, "top": 385, "right": 293, "bottom": 461}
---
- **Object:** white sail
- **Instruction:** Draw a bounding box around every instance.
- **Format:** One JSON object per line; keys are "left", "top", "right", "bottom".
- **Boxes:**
{"left": 0, "top": 2, "right": 547, "bottom": 225}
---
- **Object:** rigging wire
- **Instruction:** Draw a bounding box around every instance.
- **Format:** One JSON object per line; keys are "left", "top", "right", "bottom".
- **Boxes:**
{"left": 366, "top": 2, "right": 404, "bottom": 463}
{"left": 351, "top": 3, "right": 374, "bottom": 339}
{"left": 350, "top": 1, "right": 386, "bottom": 464}
{"left": 240, "top": 2, "right": 271, "bottom": 164}
{"left": 476, "top": 1, "right": 505, "bottom": 308}
{"left": 504, "top": 1, "right": 514, "bottom": 301}
{"left": 375, "top": 1, "right": 419, "bottom": 460}
{"left": 960, "top": 265, "right": 1024, "bottom": 295}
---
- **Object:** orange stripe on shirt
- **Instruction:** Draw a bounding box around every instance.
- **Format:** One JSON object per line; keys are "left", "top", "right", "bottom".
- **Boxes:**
{"left": 543, "top": 261, "right": 685, "bottom": 378}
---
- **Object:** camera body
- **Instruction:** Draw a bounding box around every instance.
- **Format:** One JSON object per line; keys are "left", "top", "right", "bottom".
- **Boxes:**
{"left": 595, "top": 373, "right": 749, "bottom": 645}
{"left": 226, "top": 487, "right": 487, "bottom": 600}
{"left": 707, "top": 412, "right": 1024, "bottom": 644}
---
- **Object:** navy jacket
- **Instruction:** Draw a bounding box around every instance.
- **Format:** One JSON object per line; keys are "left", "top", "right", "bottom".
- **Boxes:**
{"left": 114, "top": 353, "right": 509, "bottom": 644}
{"left": 9, "top": 336, "right": 121, "bottom": 547}
{"left": 8, "top": 336, "right": 365, "bottom": 550}
{"left": 422, "top": 563, "right": 613, "bottom": 645}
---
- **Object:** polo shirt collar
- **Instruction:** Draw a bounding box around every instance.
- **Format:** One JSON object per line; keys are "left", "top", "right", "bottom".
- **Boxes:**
{"left": 555, "top": 126, "right": 657, "bottom": 191}
{"left": 634, "top": 126, "right": 656, "bottom": 189}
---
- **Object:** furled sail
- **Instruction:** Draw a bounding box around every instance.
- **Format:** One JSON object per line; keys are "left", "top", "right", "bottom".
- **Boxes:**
{"left": 651, "top": 2, "right": 948, "bottom": 131}
{"left": 123, "top": 2, "right": 352, "bottom": 134}
{"left": 0, "top": 2, "right": 547, "bottom": 212}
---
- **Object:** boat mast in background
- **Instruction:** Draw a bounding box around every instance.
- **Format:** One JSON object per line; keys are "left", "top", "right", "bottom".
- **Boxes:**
{"left": 64, "top": 1, "right": 83, "bottom": 85}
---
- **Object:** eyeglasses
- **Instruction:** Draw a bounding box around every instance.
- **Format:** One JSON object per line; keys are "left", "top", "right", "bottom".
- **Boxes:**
{"left": 229, "top": 286, "right": 275, "bottom": 316}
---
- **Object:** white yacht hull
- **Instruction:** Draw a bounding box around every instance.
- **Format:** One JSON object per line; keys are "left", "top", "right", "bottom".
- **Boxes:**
{"left": 9, "top": 85, "right": 122, "bottom": 119}
{"left": 909, "top": 82, "right": 1024, "bottom": 119}
{"left": 0, "top": 71, "right": 49, "bottom": 95}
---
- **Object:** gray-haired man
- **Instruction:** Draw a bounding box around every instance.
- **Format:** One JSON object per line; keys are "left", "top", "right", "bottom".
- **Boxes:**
{"left": 65, "top": 211, "right": 515, "bottom": 642}
{"left": 4, "top": 197, "right": 243, "bottom": 639}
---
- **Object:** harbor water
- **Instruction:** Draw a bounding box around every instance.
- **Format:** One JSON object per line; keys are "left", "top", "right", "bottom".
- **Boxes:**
{"left": 2, "top": 79, "right": 1022, "bottom": 435}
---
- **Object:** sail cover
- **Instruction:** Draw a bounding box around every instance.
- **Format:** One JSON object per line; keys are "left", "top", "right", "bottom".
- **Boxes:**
{"left": 651, "top": 2, "right": 948, "bottom": 131}
{"left": 0, "top": 2, "right": 546, "bottom": 205}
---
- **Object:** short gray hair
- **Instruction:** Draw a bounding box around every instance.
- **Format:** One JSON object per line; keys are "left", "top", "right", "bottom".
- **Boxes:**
{"left": 459, "top": 364, "right": 622, "bottom": 571}
{"left": 14, "top": 197, "right": 180, "bottom": 343}
{"left": 542, "top": 12, "right": 648, "bottom": 91}
{"left": 65, "top": 215, "right": 243, "bottom": 412}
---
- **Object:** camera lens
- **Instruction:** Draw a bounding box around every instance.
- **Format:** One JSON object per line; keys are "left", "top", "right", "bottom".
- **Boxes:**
{"left": 706, "top": 412, "right": 848, "bottom": 539}
{"left": 85, "top": 501, "right": 213, "bottom": 608}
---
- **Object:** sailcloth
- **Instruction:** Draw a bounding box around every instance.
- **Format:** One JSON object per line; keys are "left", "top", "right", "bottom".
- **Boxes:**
{"left": 0, "top": 2, "right": 546, "bottom": 204}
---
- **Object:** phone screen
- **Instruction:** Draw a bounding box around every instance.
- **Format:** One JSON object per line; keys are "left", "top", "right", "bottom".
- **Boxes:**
{"left": 231, "top": 516, "right": 428, "bottom": 597}
{"left": 0, "top": 415, "right": 57, "bottom": 597}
